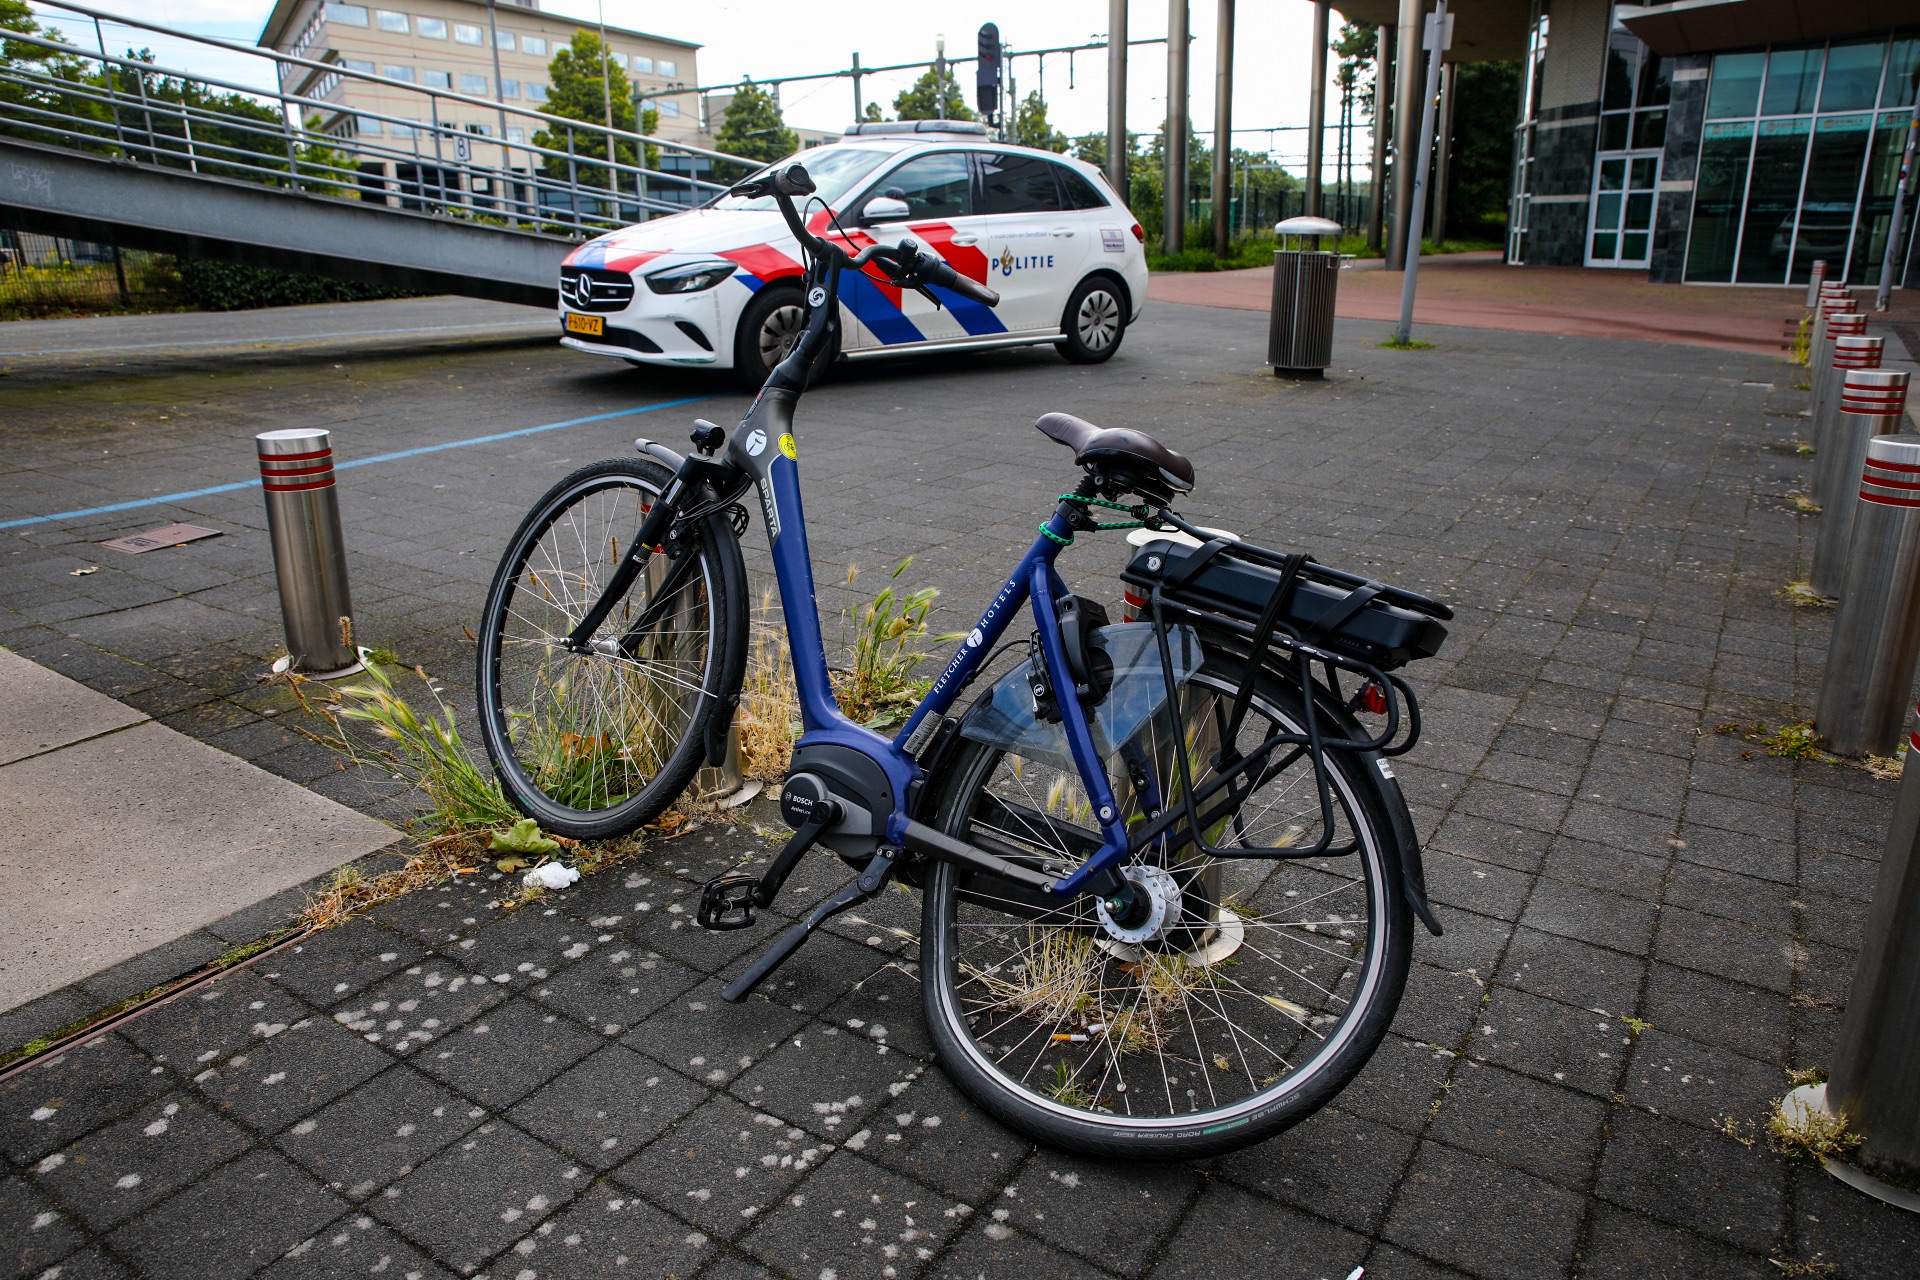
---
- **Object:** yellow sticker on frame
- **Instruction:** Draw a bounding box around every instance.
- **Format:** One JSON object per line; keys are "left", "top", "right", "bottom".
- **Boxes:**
{"left": 778, "top": 433, "right": 798, "bottom": 459}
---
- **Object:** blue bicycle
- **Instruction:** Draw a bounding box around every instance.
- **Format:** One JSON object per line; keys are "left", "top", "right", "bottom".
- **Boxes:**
{"left": 477, "top": 162, "right": 1452, "bottom": 1158}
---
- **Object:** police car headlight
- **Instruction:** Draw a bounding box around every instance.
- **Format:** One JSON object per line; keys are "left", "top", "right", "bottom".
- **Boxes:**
{"left": 645, "top": 261, "right": 738, "bottom": 294}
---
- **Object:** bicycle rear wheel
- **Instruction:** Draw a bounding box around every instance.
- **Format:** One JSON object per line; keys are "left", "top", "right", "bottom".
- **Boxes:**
{"left": 919, "top": 643, "right": 1414, "bottom": 1159}
{"left": 476, "top": 457, "right": 747, "bottom": 839}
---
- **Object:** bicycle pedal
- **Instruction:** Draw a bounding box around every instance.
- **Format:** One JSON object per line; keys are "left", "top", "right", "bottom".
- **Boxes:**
{"left": 697, "top": 874, "right": 758, "bottom": 931}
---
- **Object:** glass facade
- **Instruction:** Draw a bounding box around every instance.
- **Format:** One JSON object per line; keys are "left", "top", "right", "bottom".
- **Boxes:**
{"left": 1684, "top": 33, "right": 1920, "bottom": 284}
{"left": 1507, "top": 0, "right": 1550, "bottom": 264}
{"left": 1587, "top": 24, "right": 1669, "bottom": 266}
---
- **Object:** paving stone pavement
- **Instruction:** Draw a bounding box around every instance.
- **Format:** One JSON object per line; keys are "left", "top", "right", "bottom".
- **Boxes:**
{"left": 3, "top": 303, "right": 1918, "bottom": 1278}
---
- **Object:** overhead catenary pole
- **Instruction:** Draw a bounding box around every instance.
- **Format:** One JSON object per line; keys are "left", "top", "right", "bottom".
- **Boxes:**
{"left": 1165, "top": 0, "right": 1190, "bottom": 257}
{"left": 1306, "top": 0, "right": 1329, "bottom": 217}
{"left": 1875, "top": 86, "right": 1920, "bottom": 312}
{"left": 1211, "top": 0, "right": 1234, "bottom": 255}
{"left": 1387, "top": 0, "right": 1421, "bottom": 269}
{"left": 1108, "top": 0, "right": 1129, "bottom": 196}
{"left": 1395, "top": 0, "right": 1449, "bottom": 344}
{"left": 1367, "top": 23, "right": 1391, "bottom": 254}
{"left": 1430, "top": 60, "right": 1456, "bottom": 243}
{"left": 851, "top": 52, "right": 863, "bottom": 120}
{"left": 936, "top": 36, "right": 948, "bottom": 121}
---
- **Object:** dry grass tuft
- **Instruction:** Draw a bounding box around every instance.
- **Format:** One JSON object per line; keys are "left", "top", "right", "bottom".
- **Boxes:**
{"left": 737, "top": 589, "right": 801, "bottom": 781}
{"left": 1786, "top": 492, "right": 1822, "bottom": 514}
{"left": 1768, "top": 1089, "right": 1864, "bottom": 1163}
{"left": 1783, "top": 581, "right": 1834, "bottom": 608}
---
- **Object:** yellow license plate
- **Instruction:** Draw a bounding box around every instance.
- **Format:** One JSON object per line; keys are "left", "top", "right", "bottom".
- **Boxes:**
{"left": 565, "top": 312, "right": 603, "bottom": 336}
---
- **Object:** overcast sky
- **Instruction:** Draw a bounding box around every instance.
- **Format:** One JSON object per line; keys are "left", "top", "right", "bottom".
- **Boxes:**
{"left": 32, "top": 1, "right": 1351, "bottom": 171}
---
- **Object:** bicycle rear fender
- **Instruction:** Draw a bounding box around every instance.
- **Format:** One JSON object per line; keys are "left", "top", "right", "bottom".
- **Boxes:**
{"left": 1367, "top": 754, "right": 1444, "bottom": 937}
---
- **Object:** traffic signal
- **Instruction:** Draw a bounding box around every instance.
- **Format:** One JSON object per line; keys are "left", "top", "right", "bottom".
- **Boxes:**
{"left": 977, "top": 23, "right": 1001, "bottom": 119}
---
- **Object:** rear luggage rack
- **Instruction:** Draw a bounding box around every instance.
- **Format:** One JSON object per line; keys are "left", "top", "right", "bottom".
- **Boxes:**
{"left": 1117, "top": 511, "right": 1450, "bottom": 864}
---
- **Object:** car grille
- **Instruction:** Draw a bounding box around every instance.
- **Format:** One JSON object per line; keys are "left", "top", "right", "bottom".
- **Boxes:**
{"left": 559, "top": 266, "right": 636, "bottom": 314}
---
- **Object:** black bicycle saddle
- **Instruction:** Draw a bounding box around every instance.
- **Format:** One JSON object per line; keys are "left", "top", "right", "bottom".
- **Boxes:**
{"left": 1035, "top": 412, "right": 1196, "bottom": 495}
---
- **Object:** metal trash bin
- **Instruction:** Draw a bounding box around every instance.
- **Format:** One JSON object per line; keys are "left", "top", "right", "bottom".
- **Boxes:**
{"left": 1816, "top": 412, "right": 1920, "bottom": 758}
{"left": 1268, "top": 215, "right": 1343, "bottom": 379}
{"left": 257, "top": 427, "right": 358, "bottom": 676}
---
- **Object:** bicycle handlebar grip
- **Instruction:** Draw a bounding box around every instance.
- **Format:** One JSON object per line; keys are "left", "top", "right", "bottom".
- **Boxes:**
{"left": 771, "top": 163, "right": 815, "bottom": 197}
{"left": 925, "top": 257, "right": 1000, "bottom": 308}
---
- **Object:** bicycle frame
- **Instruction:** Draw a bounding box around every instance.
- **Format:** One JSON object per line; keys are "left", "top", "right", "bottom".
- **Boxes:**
{"left": 721, "top": 377, "right": 1131, "bottom": 903}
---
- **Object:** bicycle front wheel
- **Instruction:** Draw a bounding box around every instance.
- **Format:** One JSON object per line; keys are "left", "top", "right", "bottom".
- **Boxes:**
{"left": 919, "top": 646, "right": 1414, "bottom": 1159}
{"left": 476, "top": 457, "right": 747, "bottom": 839}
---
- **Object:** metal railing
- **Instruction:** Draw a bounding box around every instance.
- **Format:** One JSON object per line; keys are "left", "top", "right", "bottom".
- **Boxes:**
{"left": 2, "top": 1, "right": 761, "bottom": 236}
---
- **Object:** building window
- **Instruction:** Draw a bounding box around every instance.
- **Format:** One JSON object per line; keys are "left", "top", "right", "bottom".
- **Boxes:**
{"left": 459, "top": 73, "right": 488, "bottom": 95}
{"left": 375, "top": 10, "right": 407, "bottom": 33}
{"left": 390, "top": 121, "right": 415, "bottom": 138}
{"left": 496, "top": 30, "right": 515, "bottom": 50}
{"left": 633, "top": 55, "right": 653, "bottom": 74}
{"left": 526, "top": 82, "right": 548, "bottom": 103}
{"left": 658, "top": 59, "right": 676, "bottom": 77}
{"left": 1685, "top": 33, "right": 1920, "bottom": 286}
{"left": 325, "top": 4, "right": 368, "bottom": 27}
{"left": 343, "top": 57, "right": 374, "bottom": 75}
{"left": 424, "top": 69, "right": 451, "bottom": 89}
{"left": 522, "top": 36, "right": 546, "bottom": 56}
{"left": 383, "top": 64, "right": 415, "bottom": 82}
{"left": 506, "top": 126, "right": 526, "bottom": 143}
{"left": 417, "top": 17, "right": 446, "bottom": 39}
{"left": 1506, "top": 0, "right": 1549, "bottom": 264}
{"left": 610, "top": 52, "right": 628, "bottom": 70}
{"left": 356, "top": 116, "right": 382, "bottom": 135}
{"left": 501, "top": 79, "right": 520, "bottom": 98}
{"left": 466, "top": 123, "right": 493, "bottom": 137}
{"left": 659, "top": 99, "right": 679, "bottom": 117}
{"left": 454, "top": 23, "right": 484, "bottom": 45}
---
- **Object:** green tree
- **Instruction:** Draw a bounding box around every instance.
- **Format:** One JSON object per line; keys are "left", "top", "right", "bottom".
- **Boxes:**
{"left": 1442, "top": 59, "right": 1520, "bottom": 240}
{"left": 1013, "top": 91, "right": 1067, "bottom": 152}
{"left": 533, "top": 31, "right": 638, "bottom": 187}
{"left": 1334, "top": 21, "right": 1378, "bottom": 121}
{"left": 715, "top": 80, "right": 797, "bottom": 168}
{"left": 861, "top": 101, "right": 884, "bottom": 122}
{"left": 893, "top": 65, "right": 974, "bottom": 121}
{"left": 639, "top": 103, "right": 659, "bottom": 169}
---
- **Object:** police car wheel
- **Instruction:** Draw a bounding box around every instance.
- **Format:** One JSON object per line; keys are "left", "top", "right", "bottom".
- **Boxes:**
{"left": 734, "top": 287, "right": 809, "bottom": 387}
{"left": 1059, "top": 275, "right": 1126, "bottom": 364}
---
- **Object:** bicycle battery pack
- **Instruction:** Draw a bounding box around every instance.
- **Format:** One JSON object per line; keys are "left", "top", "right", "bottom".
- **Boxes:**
{"left": 1121, "top": 539, "right": 1447, "bottom": 671}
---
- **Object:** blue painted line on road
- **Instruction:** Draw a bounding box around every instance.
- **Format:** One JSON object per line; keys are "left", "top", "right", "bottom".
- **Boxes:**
{"left": 0, "top": 396, "right": 714, "bottom": 531}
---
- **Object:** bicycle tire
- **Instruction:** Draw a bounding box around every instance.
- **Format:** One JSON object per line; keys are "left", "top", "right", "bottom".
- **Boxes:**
{"left": 475, "top": 457, "right": 748, "bottom": 839}
{"left": 918, "top": 639, "right": 1414, "bottom": 1159}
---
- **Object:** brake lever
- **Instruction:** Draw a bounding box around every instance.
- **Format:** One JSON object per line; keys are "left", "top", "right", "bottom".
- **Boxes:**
{"left": 912, "top": 283, "right": 944, "bottom": 311}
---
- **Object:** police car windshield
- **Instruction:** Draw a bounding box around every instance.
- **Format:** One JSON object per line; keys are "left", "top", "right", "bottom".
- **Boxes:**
{"left": 711, "top": 146, "right": 893, "bottom": 211}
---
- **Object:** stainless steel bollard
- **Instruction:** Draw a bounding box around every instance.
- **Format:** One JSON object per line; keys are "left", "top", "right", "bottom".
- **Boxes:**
{"left": 1810, "top": 301, "right": 1862, "bottom": 415}
{"left": 1805, "top": 259, "right": 1828, "bottom": 308}
{"left": 1816, "top": 419, "right": 1920, "bottom": 757}
{"left": 257, "top": 428, "right": 357, "bottom": 674}
{"left": 1811, "top": 334, "right": 1885, "bottom": 505}
{"left": 1827, "top": 697, "right": 1920, "bottom": 1183}
{"left": 1812, "top": 361, "right": 1899, "bottom": 598}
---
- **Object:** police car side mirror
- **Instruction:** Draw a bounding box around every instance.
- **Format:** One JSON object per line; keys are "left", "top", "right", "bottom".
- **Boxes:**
{"left": 860, "top": 194, "right": 910, "bottom": 225}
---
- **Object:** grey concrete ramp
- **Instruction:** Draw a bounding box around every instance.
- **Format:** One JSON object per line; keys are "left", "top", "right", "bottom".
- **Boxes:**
{"left": 0, "top": 649, "right": 398, "bottom": 1014}
{"left": 0, "top": 135, "right": 572, "bottom": 308}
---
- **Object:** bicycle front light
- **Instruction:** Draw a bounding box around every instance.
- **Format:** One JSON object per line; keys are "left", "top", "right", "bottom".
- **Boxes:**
{"left": 645, "top": 261, "right": 738, "bottom": 294}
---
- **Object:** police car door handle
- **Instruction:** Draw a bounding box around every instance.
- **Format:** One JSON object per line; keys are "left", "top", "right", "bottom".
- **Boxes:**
{"left": 1051, "top": 227, "right": 1076, "bottom": 237}
{"left": 950, "top": 233, "right": 979, "bottom": 246}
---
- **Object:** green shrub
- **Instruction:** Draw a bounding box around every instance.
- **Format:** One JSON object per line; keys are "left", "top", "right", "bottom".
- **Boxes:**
{"left": 178, "top": 259, "right": 416, "bottom": 311}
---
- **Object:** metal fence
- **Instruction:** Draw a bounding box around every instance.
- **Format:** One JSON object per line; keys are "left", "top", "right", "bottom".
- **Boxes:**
{"left": 0, "top": 230, "right": 179, "bottom": 318}
{"left": 3, "top": 0, "right": 760, "bottom": 237}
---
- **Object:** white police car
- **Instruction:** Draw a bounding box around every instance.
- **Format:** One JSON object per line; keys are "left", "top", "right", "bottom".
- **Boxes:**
{"left": 557, "top": 121, "right": 1148, "bottom": 384}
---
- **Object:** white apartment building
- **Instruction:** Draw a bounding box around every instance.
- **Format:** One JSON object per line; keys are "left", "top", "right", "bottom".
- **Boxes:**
{"left": 257, "top": 0, "right": 703, "bottom": 164}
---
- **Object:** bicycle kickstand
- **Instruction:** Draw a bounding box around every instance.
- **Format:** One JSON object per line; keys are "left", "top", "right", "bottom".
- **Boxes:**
{"left": 720, "top": 848, "right": 899, "bottom": 1004}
